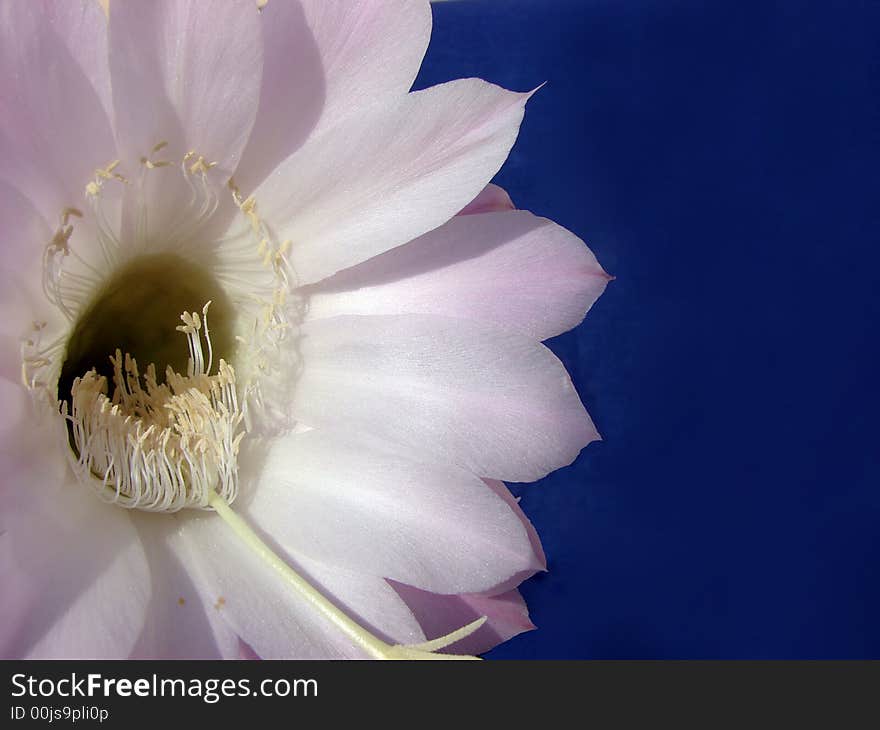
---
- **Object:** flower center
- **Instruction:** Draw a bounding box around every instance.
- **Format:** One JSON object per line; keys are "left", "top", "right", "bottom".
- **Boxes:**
{"left": 58, "top": 254, "right": 235, "bottom": 403}
{"left": 58, "top": 254, "right": 245, "bottom": 512}
{"left": 24, "top": 147, "right": 292, "bottom": 513}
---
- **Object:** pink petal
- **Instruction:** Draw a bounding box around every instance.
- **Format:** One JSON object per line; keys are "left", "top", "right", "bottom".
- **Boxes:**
{"left": 245, "top": 79, "right": 532, "bottom": 285}
{"left": 483, "top": 478, "right": 547, "bottom": 578}
{"left": 391, "top": 583, "right": 536, "bottom": 656}
{"left": 237, "top": 638, "right": 261, "bottom": 660}
{"left": 0, "top": 1, "right": 115, "bottom": 222}
{"left": 458, "top": 183, "right": 516, "bottom": 215}
{"left": 49, "top": 0, "right": 113, "bottom": 123}
{"left": 292, "top": 314, "right": 599, "bottom": 482}
{"left": 240, "top": 430, "right": 541, "bottom": 594}
{"left": 234, "top": 0, "right": 432, "bottom": 193}
{"left": 382, "top": 477, "right": 544, "bottom": 655}
{"left": 0, "top": 183, "right": 47, "bottom": 278}
{"left": 0, "top": 379, "right": 28, "bottom": 447}
{"left": 0, "top": 183, "right": 58, "bottom": 370}
{"left": 303, "top": 210, "right": 612, "bottom": 341}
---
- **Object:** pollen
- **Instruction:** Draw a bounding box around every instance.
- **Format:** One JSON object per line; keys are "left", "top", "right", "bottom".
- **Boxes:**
{"left": 140, "top": 140, "right": 173, "bottom": 169}
{"left": 184, "top": 151, "right": 218, "bottom": 176}
{"left": 86, "top": 160, "right": 127, "bottom": 197}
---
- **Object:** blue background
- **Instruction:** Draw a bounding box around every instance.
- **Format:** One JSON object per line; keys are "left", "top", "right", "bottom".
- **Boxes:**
{"left": 416, "top": 0, "right": 880, "bottom": 658}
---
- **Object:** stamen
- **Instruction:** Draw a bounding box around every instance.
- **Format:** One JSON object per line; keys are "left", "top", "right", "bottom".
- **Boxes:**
{"left": 140, "top": 141, "right": 173, "bottom": 170}
{"left": 85, "top": 162, "right": 127, "bottom": 269}
{"left": 66, "top": 307, "right": 243, "bottom": 512}
{"left": 21, "top": 320, "right": 64, "bottom": 399}
{"left": 42, "top": 208, "right": 90, "bottom": 321}
{"left": 219, "top": 181, "right": 303, "bottom": 434}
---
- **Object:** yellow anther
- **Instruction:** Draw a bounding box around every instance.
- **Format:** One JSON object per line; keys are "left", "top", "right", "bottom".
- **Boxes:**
{"left": 50, "top": 225, "right": 74, "bottom": 253}
{"left": 142, "top": 143, "right": 172, "bottom": 169}
{"left": 87, "top": 160, "right": 128, "bottom": 198}
{"left": 141, "top": 157, "right": 172, "bottom": 170}
{"left": 61, "top": 207, "right": 83, "bottom": 223}
{"left": 176, "top": 310, "right": 200, "bottom": 335}
{"left": 188, "top": 155, "right": 218, "bottom": 176}
{"left": 239, "top": 195, "right": 262, "bottom": 233}
{"left": 95, "top": 160, "right": 127, "bottom": 183}
{"left": 97, "top": 161, "right": 120, "bottom": 178}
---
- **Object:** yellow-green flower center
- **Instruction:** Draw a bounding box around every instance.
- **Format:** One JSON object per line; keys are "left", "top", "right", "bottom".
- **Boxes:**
{"left": 57, "top": 253, "right": 235, "bottom": 406}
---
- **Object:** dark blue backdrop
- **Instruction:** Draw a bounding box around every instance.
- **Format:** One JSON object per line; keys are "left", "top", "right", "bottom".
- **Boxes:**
{"left": 416, "top": 0, "right": 880, "bottom": 659}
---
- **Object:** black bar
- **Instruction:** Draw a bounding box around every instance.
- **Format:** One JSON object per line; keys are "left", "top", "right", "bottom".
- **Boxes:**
{"left": 2, "top": 661, "right": 878, "bottom": 726}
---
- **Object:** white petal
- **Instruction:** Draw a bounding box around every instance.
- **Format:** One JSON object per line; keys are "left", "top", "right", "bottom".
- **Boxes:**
{"left": 295, "top": 555, "right": 426, "bottom": 647}
{"left": 234, "top": 0, "right": 432, "bottom": 193}
{"left": 296, "top": 0, "right": 431, "bottom": 127}
{"left": 174, "top": 512, "right": 424, "bottom": 659}
{"left": 0, "top": 0, "right": 115, "bottom": 222}
{"left": 0, "top": 415, "right": 150, "bottom": 659}
{"left": 303, "top": 211, "right": 612, "bottom": 341}
{"left": 483, "top": 478, "right": 547, "bottom": 583}
{"left": 246, "top": 79, "right": 531, "bottom": 285}
{"left": 239, "top": 431, "right": 540, "bottom": 594}
{"left": 108, "top": 0, "right": 262, "bottom": 173}
{"left": 127, "top": 513, "right": 240, "bottom": 659}
{"left": 107, "top": 0, "right": 264, "bottom": 248}
{"left": 292, "top": 314, "right": 598, "bottom": 481}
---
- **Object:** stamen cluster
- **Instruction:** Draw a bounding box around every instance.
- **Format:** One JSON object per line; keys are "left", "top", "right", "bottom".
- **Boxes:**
{"left": 66, "top": 308, "right": 244, "bottom": 512}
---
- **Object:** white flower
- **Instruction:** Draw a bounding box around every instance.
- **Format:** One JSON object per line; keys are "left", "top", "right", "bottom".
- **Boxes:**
{"left": 0, "top": 0, "right": 609, "bottom": 659}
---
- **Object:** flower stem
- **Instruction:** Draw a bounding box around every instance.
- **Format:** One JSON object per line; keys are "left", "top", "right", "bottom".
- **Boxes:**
{"left": 207, "top": 489, "right": 486, "bottom": 660}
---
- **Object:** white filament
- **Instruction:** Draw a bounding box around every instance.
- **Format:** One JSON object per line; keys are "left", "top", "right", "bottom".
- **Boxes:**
{"left": 66, "top": 304, "right": 244, "bottom": 512}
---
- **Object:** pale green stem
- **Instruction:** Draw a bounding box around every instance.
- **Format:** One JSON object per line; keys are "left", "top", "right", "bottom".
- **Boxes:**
{"left": 207, "top": 488, "right": 486, "bottom": 660}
